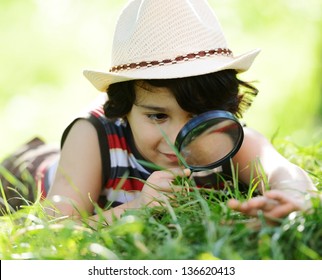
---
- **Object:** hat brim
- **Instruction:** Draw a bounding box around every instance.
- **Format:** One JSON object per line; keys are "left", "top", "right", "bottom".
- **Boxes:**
{"left": 83, "top": 48, "right": 260, "bottom": 92}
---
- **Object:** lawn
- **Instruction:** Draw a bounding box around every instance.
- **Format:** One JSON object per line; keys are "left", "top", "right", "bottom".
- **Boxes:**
{"left": 0, "top": 138, "right": 321, "bottom": 260}
{"left": 0, "top": 0, "right": 321, "bottom": 261}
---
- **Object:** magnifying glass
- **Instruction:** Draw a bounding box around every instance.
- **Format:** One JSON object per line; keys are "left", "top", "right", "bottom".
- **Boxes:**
{"left": 175, "top": 110, "right": 244, "bottom": 172}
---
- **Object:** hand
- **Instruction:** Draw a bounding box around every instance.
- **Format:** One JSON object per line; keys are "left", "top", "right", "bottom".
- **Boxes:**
{"left": 227, "top": 190, "right": 306, "bottom": 222}
{"left": 132, "top": 168, "right": 191, "bottom": 208}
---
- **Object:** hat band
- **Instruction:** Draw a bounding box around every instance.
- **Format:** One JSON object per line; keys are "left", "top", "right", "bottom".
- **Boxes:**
{"left": 109, "top": 48, "right": 233, "bottom": 73}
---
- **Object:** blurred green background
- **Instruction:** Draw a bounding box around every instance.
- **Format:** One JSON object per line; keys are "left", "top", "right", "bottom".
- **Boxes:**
{"left": 0, "top": 0, "right": 321, "bottom": 160}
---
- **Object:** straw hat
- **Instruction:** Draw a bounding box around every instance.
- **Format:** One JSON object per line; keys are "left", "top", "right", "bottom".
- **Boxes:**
{"left": 84, "top": 0, "right": 260, "bottom": 92}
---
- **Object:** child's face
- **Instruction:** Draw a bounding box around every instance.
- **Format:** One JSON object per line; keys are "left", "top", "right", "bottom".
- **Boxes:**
{"left": 126, "top": 81, "right": 194, "bottom": 168}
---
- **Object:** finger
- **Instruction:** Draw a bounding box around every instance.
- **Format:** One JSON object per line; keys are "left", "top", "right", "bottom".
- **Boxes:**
{"left": 183, "top": 168, "right": 192, "bottom": 177}
{"left": 265, "top": 203, "right": 300, "bottom": 219}
{"left": 264, "top": 190, "right": 304, "bottom": 210}
{"left": 227, "top": 199, "right": 240, "bottom": 209}
{"left": 227, "top": 199, "right": 261, "bottom": 216}
{"left": 244, "top": 197, "right": 275, "bottom": 210}
{"left": 228, "top": 197, "right": 279, "bottom": 216}
{"left": 239, "top": 197, "right": 275, "bottom": 212}
{"left": 145, "top": 169, "right": 190, "bottom": 192}
{"left": 167, "top": 168, "right": 191, "bottom": 178}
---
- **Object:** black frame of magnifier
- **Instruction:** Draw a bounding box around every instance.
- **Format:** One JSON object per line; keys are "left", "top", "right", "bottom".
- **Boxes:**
{"left": 174, "top": 110, "right": 244, "bottom": 171}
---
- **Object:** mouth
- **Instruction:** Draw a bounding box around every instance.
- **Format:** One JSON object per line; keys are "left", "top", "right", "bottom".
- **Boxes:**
{"left": 162, "top": 152, "right": 179, "bottom": 163}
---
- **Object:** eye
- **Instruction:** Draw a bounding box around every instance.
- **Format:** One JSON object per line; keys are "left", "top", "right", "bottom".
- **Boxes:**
{"left": 147, "top": 113, "right": 168, "bottom": 122}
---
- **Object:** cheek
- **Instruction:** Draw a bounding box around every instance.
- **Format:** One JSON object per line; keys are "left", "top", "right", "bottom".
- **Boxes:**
{"left": 132, "top": 125, "right": 162, "bottom": 151}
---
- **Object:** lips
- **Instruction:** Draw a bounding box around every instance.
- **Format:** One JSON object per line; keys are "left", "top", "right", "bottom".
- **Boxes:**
{"left": 162, "top": 152, "right": 178, "bottom": 163}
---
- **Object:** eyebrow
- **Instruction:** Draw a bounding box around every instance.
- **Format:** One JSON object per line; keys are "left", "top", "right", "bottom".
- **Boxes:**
{"left": 134, "top": 104, "right": 168, "bottom": 112}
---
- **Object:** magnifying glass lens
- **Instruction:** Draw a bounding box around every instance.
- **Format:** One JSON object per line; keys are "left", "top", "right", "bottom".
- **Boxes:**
{"left": 175, "top": 111, "right": 244, "bottom": 171}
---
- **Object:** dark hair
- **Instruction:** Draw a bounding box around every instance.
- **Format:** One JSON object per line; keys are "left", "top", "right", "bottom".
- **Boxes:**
{"left": 104, "top": 69, "right": 258, "bottom": 119}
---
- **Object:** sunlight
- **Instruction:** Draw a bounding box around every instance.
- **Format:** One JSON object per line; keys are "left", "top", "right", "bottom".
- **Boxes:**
{"left": 34, "top": 0, "right": 73, "bottom": 27}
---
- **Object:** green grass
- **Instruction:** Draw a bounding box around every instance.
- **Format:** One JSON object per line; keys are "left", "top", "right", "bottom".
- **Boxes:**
{"left": 0, "top": 139, "right": 321, "bottom": 260}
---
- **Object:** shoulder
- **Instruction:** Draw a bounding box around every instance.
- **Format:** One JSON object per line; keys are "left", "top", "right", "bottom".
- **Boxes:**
{"left": 235, "top": 126, "right": 287, "bottom": 162}
{"left": 238, "top": 127, "right": 278, "bottom": 155}
{"left": 61, "top": 119, "right": 101, "bottom": 160}
{"left": 47, "top": 119, "right": 103, "bottom": 215}
{"left": 240, "top": 127, "right": 273, "bottom": 155}
{"left": 233, "top": 127, "right": 287, "bottom": 181}
{"left": 59, "top": 119, "right": 102, "bottom": 187}
{"left": 64, "top": 119, "right": 99, "bottom": 142}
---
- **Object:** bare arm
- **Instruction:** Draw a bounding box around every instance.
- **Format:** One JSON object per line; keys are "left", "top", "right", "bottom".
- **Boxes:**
{"left": 46, "top": 119, "right": 103, "bottom": 216}
{"left": 233, "top": 127, "right": 315, "bottom": 192}
{"left": 228, "top": 127, "right": 317, "bottom": 219}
